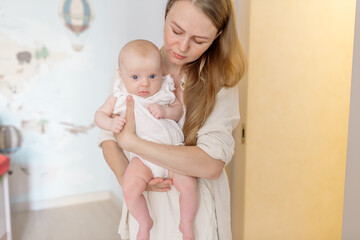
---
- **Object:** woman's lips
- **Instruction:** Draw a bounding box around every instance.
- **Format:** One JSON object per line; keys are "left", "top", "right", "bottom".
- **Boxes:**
{"left": 173, "top": 51, "right": 185, "bottom": 60}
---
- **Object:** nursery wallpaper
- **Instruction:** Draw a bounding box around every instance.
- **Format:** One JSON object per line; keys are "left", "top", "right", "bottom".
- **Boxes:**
{"left": 0, "top": 0, "right": 166, "bottom": 206}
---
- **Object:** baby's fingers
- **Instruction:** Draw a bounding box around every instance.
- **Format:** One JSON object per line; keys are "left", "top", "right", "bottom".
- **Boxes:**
{"left": 148, "top": 108, "right": 160, "bottom": 119}
{"left": 114, "top": 116, "right": 127, "bottom": 123}
{"left": 152, "top": 112, "right": 160, "bottom": 119}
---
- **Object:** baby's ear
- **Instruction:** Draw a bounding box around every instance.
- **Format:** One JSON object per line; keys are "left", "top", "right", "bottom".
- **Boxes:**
{"left": 117, "top": 68, "right": 122, "bottom": 77}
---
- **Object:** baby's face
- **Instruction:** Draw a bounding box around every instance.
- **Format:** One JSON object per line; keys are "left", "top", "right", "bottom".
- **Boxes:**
{"left": 119, "top": 51, "right": 162, "bottom": 98}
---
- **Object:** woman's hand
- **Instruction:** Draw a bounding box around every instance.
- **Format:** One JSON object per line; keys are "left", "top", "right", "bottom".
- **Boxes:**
{"left": 114, "top": 95, "right": 137, "bottom": 150}
{"left": 146, "top": 178, "right": 173, "bottom": 192}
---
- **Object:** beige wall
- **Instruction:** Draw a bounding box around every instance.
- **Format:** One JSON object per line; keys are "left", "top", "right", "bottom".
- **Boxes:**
{"left": 228, "top": 0, "right": 250, "bottom": 239}
{"left": 342, "top": 0, "right": 360, "bottom": 238}
{"left": 231, "top": 0, "right": 356, "bottom": 239}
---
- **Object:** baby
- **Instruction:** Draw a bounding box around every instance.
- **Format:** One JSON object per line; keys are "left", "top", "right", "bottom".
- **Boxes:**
{"left": 94, "top": 39, "right": 197, "bottom": 240}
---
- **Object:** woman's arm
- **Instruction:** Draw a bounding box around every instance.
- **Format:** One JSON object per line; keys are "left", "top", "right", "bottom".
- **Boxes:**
{"left": 129, "top": 138, "right": 224, "bottom": 179}
{"left": 115, "top": 96, "right": 225, "bottom": 180}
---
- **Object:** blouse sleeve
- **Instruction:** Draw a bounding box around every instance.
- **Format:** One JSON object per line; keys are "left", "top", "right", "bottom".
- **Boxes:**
{"left": 196, "top": 86, "right": 240, "bottom": 165}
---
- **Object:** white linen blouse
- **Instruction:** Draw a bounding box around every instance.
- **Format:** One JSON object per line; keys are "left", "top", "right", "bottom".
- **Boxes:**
{"left": 99, "top": 71, "right": 240, "bottom": 240}
{"left": 119, "top": 87, "right": 240, "bottom": 240}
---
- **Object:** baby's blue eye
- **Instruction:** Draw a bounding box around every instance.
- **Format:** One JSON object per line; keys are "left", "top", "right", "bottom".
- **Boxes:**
{"left": 132, "top": 75, "right": 138, "bottom": 80}
{"left": 150, "top": 74, "right": 155, "bottom": 79}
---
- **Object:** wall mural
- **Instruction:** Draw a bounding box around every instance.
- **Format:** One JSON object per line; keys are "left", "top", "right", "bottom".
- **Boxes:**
{"left": 0, "top": 0, "right": 165, "bottom": 207}
{"left": 59, "top": 0, "right": 95, "bottom": 52}
{"left": 0, "top": 1, "right": 107, "bottom": 203}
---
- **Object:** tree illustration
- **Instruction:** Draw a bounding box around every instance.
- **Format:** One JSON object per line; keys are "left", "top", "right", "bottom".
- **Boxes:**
{"left": 41, "top": 46, "right": 50, "bottom": 59}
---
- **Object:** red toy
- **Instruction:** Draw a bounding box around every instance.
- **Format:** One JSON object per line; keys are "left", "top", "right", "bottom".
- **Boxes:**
{"left": 0, "top": 154, "right": 10, "bottom": 176}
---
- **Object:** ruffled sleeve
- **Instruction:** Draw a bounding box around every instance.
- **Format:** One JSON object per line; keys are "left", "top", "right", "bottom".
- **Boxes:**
{"left": 112, "top": 74, "right": 127, "bottom": 115}
{"left": 164, "top": 74, "right": 175, "bottom": 92}
{"left": 112, "top": 74, "right": 122, "bottom": 99}
{"left": 196, "top": 86, "right": 240, "bottom": 165}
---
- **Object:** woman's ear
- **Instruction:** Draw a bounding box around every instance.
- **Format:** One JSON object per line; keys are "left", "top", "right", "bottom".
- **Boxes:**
{"left": 216, "top": 30, "right": 223, "bottom": 39}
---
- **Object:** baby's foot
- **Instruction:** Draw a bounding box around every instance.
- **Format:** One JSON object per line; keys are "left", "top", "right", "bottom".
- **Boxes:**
{"left": 179, "top": 221, "right": 194, "bottom": 240}
{"left": 137, "top": 219, "right": 153, "bottom": 240}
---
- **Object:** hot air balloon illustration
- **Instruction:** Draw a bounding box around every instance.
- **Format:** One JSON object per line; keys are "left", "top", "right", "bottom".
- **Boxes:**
{"left": 59, "top": 0, "right": 95, "bottom": 51}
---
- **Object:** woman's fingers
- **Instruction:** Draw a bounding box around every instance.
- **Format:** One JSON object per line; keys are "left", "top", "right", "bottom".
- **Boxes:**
{"left": 146, "top": 178, "right": 173, "bottom": 192}
{"left": 125, "top": 95, "right": 135, "bottom": 132}
{"left": 149, "top": 178, "right": 164, "bottom": 184}
{"left": 114, "top": 95, "right": 136, "bottom": 149}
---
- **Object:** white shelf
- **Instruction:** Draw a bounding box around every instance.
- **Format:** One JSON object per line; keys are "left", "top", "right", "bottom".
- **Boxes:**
{"left": 0, "top": 173, "right": 12, "bottom": 240}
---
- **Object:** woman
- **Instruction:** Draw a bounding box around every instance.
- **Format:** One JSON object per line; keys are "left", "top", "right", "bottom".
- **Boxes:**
{"left": 99, "top": 0, "right": 246, "bottom": 239}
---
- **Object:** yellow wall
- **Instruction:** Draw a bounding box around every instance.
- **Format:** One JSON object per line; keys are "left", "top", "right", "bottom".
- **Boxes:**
{"left": 232, "top": 0, "right": 356, "bottom": 239}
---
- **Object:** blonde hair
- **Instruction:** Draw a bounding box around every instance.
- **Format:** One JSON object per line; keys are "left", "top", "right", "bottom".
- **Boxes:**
{"left": 165, "top": 0, "right": 247, "bottom": 146}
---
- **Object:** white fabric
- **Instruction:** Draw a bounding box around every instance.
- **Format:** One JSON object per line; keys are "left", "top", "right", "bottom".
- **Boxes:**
{"left": 98, "top": 71, "right": 240, "bottom": 240}
{"left": 112, "top": 74, "right": 184, "bottom": 178}
{"left": 129, "top": 152, "right": 169, "bottom": 178}
{"left": 120, "top": 178, "right": 219, "bottom": 240}
{"left": 197, "top": 87, "right": 240, "bottom": 165}
{"left": 197, "top": 86, "right": 240, "bottom": 240}
{"left": 118, "top": 86, "right": 240, "bottom": 240}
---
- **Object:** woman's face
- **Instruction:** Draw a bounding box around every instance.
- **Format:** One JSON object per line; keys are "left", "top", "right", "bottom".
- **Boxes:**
{"left": 163, "top": 0, "right": 219, "bottom": 66}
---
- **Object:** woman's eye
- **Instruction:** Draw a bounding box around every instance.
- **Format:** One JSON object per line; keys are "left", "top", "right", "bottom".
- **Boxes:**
{"left": 132, "top": 75, "right": 138, "bottom": 80}
{"left": 193, "top": 39, "right": 204, "bottom": 45}
{"left": 150, "top": 74, "right": 156, "bottom": 79}
{"left": 173, "top": 29, "right": 181, "bottom": 35}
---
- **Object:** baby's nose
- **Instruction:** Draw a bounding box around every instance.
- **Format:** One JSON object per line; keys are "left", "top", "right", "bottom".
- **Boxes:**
{"left": 141, "top": 78, "right": 150, "bottom": 86}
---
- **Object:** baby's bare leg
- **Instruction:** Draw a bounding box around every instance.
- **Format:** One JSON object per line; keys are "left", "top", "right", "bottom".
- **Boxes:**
{"left": 122, "top": 157, "right": 153, "bottom": 240}
{"left": 171, "top": 172, "right": 198, "bottom": 240}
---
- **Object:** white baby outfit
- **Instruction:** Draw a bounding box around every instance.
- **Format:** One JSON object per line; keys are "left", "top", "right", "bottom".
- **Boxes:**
{"left": 112, "top": 74, "right": 184, "bottom": 178}
{"left": 98, "top": 71, "right": 240, "bottom": 240}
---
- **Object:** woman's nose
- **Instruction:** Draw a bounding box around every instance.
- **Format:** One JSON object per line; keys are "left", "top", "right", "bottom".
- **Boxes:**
{"left": 179, "top": 37, "right": 189, "bottom": 53}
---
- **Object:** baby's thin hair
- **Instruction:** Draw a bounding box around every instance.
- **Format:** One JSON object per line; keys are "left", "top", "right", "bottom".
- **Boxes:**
{"left": 118, "top": 39, "right": 161, "bottom": 68}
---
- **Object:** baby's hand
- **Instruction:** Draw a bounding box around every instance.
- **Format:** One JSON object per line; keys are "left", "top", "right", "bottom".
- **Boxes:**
{"left": 148, "top": 103, "right": 165, "bottom": 119}
{"left": 109, "top": 116, "right": 127, "bottom": 133}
